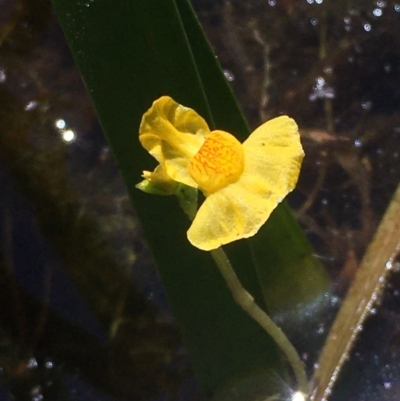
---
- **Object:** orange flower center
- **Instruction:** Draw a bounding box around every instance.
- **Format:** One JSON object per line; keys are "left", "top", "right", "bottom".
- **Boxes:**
{"left": 188, "top": 130, "right": 244, "bottom": 195}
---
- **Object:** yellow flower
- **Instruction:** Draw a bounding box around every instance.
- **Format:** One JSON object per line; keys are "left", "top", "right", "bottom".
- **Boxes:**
{"left": 139, "top": 96, "right": 304, "bottom": 251}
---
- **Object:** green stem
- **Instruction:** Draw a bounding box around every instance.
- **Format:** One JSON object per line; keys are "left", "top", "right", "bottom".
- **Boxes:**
{"left": 210, "top": 247, "right": 309, "bottom": 397}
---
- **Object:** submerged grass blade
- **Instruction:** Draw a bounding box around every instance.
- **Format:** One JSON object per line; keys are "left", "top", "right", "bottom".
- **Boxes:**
{"left": 311, "top": 183, "right": 400, "bottom": 401}
{"left": 51, "top": 0, "right": 289, "bottom": 396}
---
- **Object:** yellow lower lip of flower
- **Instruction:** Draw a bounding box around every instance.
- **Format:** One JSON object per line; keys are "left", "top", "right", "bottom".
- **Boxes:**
{"left": 188, "top": 130, "right": 245, "bottom": 195}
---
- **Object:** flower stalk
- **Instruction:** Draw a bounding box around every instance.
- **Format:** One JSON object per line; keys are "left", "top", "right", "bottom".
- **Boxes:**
{"left": 210, "top": 247, "right": 309, "bottom": 397}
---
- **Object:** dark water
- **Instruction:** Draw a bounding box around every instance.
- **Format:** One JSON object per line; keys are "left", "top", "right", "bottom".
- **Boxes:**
{"left": 1, "top": 0, "right": 400, "bottom": 400}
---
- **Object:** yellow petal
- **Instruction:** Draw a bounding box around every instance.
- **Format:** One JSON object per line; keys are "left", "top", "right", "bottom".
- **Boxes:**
{"left": 186, "top": 179, "right": 277, "bottom": 250}
{"left": 187, "top": 116, "right": 304, "bottom": 251}
{"left": 242, "top": 116, "right": 304, "bottom": 199}
{"left": 188, "top": 130, "right": 244, "bottom": 195}
{"left": 139, "top": 96, "right": 210, "bottom": 187}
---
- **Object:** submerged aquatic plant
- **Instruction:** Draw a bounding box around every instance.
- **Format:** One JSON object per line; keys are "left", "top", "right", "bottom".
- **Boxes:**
{"left": 138, "top": 96, "right": 304, "bottom": 250}
{"left": 137, "top": 96, "right": 309, "bottom": 397}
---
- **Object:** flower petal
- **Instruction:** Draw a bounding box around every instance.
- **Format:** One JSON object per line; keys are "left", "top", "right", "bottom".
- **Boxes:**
{"left": 242, "top": 116, "right": 304, "bottom": 200}
{"left": 187, "top": 179, "right": 279, "bottom": 250}
{"left": 139, "top": 96, "right": 210, "bottom": 187}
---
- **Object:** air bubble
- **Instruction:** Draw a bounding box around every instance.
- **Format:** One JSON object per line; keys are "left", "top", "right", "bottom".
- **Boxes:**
{"left": 330, "top": 296, "right": 339, "bottom": 306}
{"left": 384, "top": 64, "right": 391, "bottom": 72}
{"left": 55, "top": 119, "right": 66, "bottom": 129}
{"left": 27, "top": 358, "right": 38, "bottom": 369}
{"left": 363, "top": 23, "right": 372, "bottom": 31}
{"left": 373, "top": 8, "right": 382, "bottom": 16}
{"left": 361, "top": 101, "right": 372, "bottom": 110}
{"left": 223, "top": 70, "right": 235, "bottom": 82}
{"left": 25, "top": 100, "right": 38, "bottom": 111}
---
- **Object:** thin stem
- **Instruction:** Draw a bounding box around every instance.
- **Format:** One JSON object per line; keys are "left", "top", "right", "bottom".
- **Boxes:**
{"left": 210, "top": 247, "right": 309, "bottom": 397}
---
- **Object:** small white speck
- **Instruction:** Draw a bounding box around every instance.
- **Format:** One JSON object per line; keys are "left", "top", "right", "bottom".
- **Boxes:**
{"left": 25, "top": 101, "right": 38, "bottom": 111}
{"left": 361, "top": 101, "right": 372, "bottom": 110}
{"left": 27, "top": 358, "right": 38, "bottom": 369}
{"left": 384, "top": 64, "right": 391, "bottom": 72}
{"left": 330, "top": 296, "right": 339, "bottom": 306}
{"left": 373, "top": 8, "right": 383, "bottom": 16}
{"left": 223, "top": 70, "right": 235, "bottom": 82}
{"left": 62, "top": 129, "right": 76, "bottom": 142}
{"left": 55, "top": 119, "right": 66, "bottom": 129}
{"left": 364, "top": 23, "right": 372, "bottom": 31}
